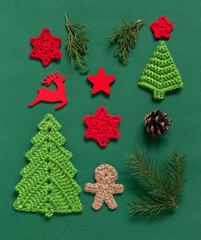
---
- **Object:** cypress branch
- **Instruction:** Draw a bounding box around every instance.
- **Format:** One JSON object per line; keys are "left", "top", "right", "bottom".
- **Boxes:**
{"left": 65, "top": 14, "right": 91, "bottom": 73}
{"left": 126, "top": 149, "right": 187, "bottom": 216}
{"left": 108, "top": 18, "right": 145, "bottom": 65}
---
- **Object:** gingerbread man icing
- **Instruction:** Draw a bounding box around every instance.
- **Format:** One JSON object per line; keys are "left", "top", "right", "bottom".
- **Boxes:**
{"left": 84, "top": 164, "right": 124, "bottom": 210}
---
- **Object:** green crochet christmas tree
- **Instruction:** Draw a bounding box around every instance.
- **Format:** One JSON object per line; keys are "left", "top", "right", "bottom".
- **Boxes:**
{"left": 138, "top": 41, "right": 183, "bottom": 100}
{"left": 13, "top": 114, "right": 83, "bottom": 217}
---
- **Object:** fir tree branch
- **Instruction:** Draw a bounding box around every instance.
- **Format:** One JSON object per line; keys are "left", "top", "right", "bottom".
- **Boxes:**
{"left": 65, "top": 14, "right": 91, "bottom": 73}
{"left": 108, "top": 18, "right": 145, "bottom": 65}
{"left": 173, "top": 155, "right": 180, "bottom": 199}
{"left": 165, "top": 151, "right": 187, "bottom": 203}
{"left": 129, "top": 196, "right": 171, "bottom": 216}
{"left": 126, "top": 150, "right": 187, "bottom": 216}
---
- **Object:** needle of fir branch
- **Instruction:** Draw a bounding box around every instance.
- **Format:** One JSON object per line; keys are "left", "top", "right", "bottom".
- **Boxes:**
{"left": 108, "top": 18, "right": 145, "bottom": 65}
{"left": 65, "top": 14, "right": 91, "bottom": 73}
{"left": 126, "top": 149, "right": 187, "bottom": 216}
{"left": 129, "top": 196, "right": 172, "bottom": 216}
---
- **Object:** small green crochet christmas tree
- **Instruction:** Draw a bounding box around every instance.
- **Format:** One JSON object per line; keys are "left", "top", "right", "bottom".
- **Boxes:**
{"left": 13, "top": 114, "right": 83, "bottom": 217}
{"left": 138, "top": 41, "right": 183, "bottom": 100}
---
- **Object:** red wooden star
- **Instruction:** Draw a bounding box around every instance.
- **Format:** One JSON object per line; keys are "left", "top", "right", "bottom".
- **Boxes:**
{"left": 87, "top": 67, "right": 115, "bottom": 94}
{"left": 150, "top": 16, "right": 174, "bottom": 39}
{"left": 30, "top": 28, "right": 62, "bottom": 66}
{"left": 84, "top": 107, "right": 121, "bottom": 147}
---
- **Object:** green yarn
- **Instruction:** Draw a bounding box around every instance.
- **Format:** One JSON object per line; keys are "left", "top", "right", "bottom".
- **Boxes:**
{"left": 138, "top": 41, "right": 183, "bottom": 100}
{"left": 13, "top": 114, "right": 83, "bottom": 217}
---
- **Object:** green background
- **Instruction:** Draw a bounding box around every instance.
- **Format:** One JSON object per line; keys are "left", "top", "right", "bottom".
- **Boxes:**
{"left": 0, "top": 0, "right": 200, "bottom": 239}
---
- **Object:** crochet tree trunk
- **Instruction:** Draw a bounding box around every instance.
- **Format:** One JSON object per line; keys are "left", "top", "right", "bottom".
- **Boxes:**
{"left": 138, "top": 41, "right": 183, "bottom": 100}
{"left": 13, "top": 114, "right": 82, "bottom": 217}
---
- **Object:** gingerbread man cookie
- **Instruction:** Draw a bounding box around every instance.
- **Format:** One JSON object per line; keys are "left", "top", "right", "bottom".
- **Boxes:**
{"left": 84, "top": 164, "right": 124, "bottom": 210}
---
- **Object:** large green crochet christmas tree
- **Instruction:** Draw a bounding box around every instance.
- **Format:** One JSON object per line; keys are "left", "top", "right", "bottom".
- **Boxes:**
{"left": 13, "top": 114, "right": 83, "bottom": 217}
{"left": 138, "top": 41, "right": 183, "bottom": 100}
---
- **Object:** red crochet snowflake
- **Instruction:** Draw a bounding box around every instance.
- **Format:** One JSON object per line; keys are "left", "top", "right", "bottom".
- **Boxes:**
{"left": 84, "top": 107, "right": 121, "bottom": 147}
{"left": 150, "top": 16, "right": 174, "bottom": 39}
{"left": 30, "top": 28, "right": 62, "bottom": 66}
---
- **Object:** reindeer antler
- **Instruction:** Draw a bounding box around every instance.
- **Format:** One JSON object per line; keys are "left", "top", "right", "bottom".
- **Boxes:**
{"left": 42, "top": 72, "right": 60, "bottom": 85}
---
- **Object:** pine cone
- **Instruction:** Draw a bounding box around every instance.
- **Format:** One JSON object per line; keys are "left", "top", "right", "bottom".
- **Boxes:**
{"left": 144, "top": 110, "right": 172, "bottom": 136}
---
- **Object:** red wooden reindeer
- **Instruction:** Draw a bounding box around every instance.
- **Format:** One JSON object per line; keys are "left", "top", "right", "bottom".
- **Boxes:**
{"left": 29, "top": 71, "right": 68, "bottom": 110}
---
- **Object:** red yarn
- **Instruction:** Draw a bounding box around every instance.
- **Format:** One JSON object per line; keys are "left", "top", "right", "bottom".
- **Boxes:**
{"left": 84, "top": 107, "right": 121, "bottom": 147}
{"left": 29, "top": 71, "right": 68, "bottom": 110}
{"left": 150, "top": 16, "right": 174, "bottom": 39}
{"left": 30, "top": 28, "right": 62, "bottom": 66}
{"left": 87, "top": 67, "right": 115, "bottom": 94}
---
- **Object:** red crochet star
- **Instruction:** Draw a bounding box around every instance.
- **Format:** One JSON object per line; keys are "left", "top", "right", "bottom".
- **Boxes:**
{"left": 30, "top": 28, "right": 62, "bottom": 66}
{"left": 87, "top": 67, "right": 115, "bottom": 94}
{"left": 84, "top": 107, "right": 121, "bottom": 147}
{"left": 150, "top": 16, "right": 174, "bottom": 39}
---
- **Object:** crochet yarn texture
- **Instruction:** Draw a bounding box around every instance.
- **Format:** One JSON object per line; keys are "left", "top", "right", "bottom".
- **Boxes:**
{"left": 13, "top": 114, "right": 82, "bottom": 217}
{"left": 84, "top": 164, "right": 124, "bottom": 210}
{"left": 138, "top": 41, "right": 183, "bottom": 100}
{"left": 30, "top": 28, "right": 62, "bottom": 66}
{"left": 150, "top": 16, "right": 174, "bottom": 39}
{"left": 84, "top": 107, "right": 121, "bottom": 147}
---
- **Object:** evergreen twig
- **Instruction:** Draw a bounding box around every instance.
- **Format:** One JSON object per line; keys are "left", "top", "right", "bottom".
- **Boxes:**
{"left": 65, "top": 14, "right": 91, "bottom": 73}
{"left": 108, "top": 18, "right": 145, "bottom": 65}
{"left": 126, "top": 149, "right": 187, "bottom": 216}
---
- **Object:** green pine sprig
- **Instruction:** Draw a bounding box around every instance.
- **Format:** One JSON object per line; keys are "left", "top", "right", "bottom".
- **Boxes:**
{"left": 65, "top": 14, "right": 91, "bottom": 73}
{"left": 126, "top": 149, "right": 187, "bottom": 216}
{"left": 108, "top": 18, "right": 145, "bottom": 65}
